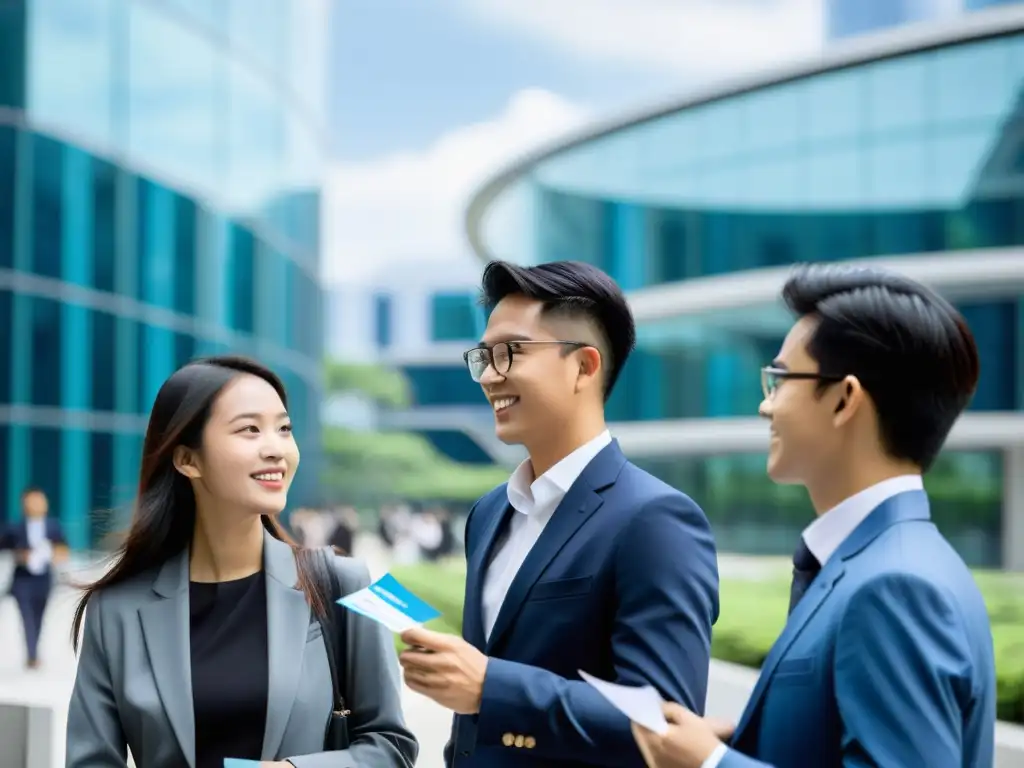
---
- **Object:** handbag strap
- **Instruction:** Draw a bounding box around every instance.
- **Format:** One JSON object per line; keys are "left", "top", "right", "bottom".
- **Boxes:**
{"left": 313, "top": 548, "right": 349, "bottom": 715}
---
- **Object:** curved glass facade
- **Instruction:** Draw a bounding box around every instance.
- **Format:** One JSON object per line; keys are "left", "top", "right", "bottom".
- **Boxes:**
{"left": 472, "top": 24, "right": 1024, "bottom": 566}
{"left": 826, "top": 0, "right": 957, "bottom": 42}
{"left": 0, "top": 0, "right": 328, "bottom": 547}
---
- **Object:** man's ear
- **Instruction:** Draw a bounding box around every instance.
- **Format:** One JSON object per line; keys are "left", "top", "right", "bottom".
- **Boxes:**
{"left": 832, "top": 377, "right": 865, "bottom": 428}
{"left": 173, "top": 445, "right": 202, "bottom": 479}
{"left": 574, "top": 346, "right": 603, "bottom": 395}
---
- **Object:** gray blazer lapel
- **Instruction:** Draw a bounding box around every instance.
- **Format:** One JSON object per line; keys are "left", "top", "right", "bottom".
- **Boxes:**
{"left": 139, "top": 550, "right": 196, "bottom": 768}
{"left": 261, "top": 533, "right": 314, "bottom": 759}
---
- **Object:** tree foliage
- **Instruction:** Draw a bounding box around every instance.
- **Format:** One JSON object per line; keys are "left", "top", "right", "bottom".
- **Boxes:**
{"left": 320, "top": 361, "right": 506, "bottom": 505}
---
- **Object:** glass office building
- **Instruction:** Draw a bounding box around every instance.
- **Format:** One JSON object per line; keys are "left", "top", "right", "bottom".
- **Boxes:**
{"left": 827, "top": 0, "right": 1024, "bottom": 41}
{"left": 467, "top": 8, "right": 1024, "bottom": 568}
{"left": 0, "top": 0, "right": 329, "bottom": 548}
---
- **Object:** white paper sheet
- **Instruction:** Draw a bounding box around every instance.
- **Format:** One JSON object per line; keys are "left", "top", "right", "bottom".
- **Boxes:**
{"left": 579, "top": 670, "right": 669, "bottom": 735}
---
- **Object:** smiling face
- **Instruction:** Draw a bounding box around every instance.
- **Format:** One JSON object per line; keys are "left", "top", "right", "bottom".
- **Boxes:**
{"left": 476, "top": 294, "right": 601, "bottom": 447}
{"left": 173, "top": 373, "right": 300, "bottom": 516}
{"left": 760, "top": 316, "right": 848, "bottom": 486}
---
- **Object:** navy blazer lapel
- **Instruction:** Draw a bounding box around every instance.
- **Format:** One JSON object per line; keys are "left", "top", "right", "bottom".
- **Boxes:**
{"left": 732, "top": 489, "right": 932, "bottom": 741}
{"left": 463, "top": 491, "right": 514, "bottom": 649}
{"left": 484, "top": 441, "right": 627, "bottom": 654}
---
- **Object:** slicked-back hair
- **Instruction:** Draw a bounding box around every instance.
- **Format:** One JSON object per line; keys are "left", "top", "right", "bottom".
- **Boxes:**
{"left": 480, "top": 260, "right": 636, "bottom": 400}
{"left": 782, "top": 264, "right": 979, "bottom": 471}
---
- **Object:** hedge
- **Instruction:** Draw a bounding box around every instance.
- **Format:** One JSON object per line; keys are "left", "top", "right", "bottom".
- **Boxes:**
{"left": 390, "top": 561, "right": 1024, "bottom": 725}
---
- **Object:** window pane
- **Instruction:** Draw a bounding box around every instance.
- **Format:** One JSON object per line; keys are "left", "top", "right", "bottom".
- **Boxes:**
{"left": 226, "top": 225, "right": 256, "bottom": 333}
{"left": 31, "top": 135, "right": 63, "bottom": 279}
{"left": 89, "top": 431, "right": 115, "bottom": 547}
{"left": 136, "top": 180, "right": 176, "bottom": 308}
{"left": 127, "top": 3, "right": 223, "bottom": 193}
{"left": 91, "top": 308, "right": 117, "bottom": 411}
{"left": 92, "top": 158, "right": 117, "bottom": 292}
{"left": 0, "top": 125, "right": 15, "bottom": 268}
{"left": 0, "top": 2, "right": 27, "bottom": 109}
{"left": 29, "top": 295, "right": 62, "bottom": 407}
{"left": 174, "top": 193, "right": 197, "bottom": 315}
{"left": 30, "top": 426, "right": 62, "bottom": 520}
{"left": 285, "top": 0, "right": 329, "bottom": 122}
{"left": 0, "top": 289, "right": 11, "bottom": 404}
{"left": 228, "top": 0, "right": 288, "bottom": 75}
{"left": 175, "top": 331, "right": 195, "bottom": 369}
{"left": 165, "top": 0, "right": 228, "bottom": 35}
{"left": 431, "top": 293, "right": 479, "bottom": 341}
{"left": 139, "top": 324, "right": 175, "bottom": 413}
{"left": 0, "top": 424, "right": 7, "bottom": 526}
{"left": 227, "top": 58, "right": 285, "bottom": 214}
{"left": 28, "top": 0, "right": 115, "bottom": 146}
{"left": 864, "top": 55, "right": 932, "bottom": 133}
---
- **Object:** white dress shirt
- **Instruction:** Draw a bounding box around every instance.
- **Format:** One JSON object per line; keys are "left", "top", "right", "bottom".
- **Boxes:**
{"left": 481, "top": 429, "right": 612, "bottom": 640}
{"left": 26, "top": 518, "right": 53, "bottom": 576}
{"left": 700, "top": 474, "right": 924, "bottom": 768}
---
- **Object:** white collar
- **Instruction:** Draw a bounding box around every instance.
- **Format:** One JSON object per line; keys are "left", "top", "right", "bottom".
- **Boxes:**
{"left": 802, "top": 475, "right": 924, "bottom": 565}
{"left": 507, "top": 430, "right": 612, "bottom": 515}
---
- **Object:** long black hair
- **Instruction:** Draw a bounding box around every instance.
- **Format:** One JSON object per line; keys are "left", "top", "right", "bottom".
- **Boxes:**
{"left": 72, "top": 355, "right": 328, "bottom": 650}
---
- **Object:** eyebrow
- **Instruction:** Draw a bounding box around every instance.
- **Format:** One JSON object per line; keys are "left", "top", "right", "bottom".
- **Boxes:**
{"left": 770, "top": 359, "right": 788, "bottom": 370}
{"left": 229, "top": 411, "right": 290, "bottom": 423}
{"left": 477, "top": 334, "right": 535, "bottom": 346}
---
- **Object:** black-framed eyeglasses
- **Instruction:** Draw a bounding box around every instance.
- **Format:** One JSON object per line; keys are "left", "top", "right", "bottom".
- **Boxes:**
{"left": 761, "top": 366, "right": 845, "bottom": 400}
{"left": 463, "top": 340, "right": 589, "bottom": 382}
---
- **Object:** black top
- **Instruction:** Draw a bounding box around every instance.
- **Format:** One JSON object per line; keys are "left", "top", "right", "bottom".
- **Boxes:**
{"left": 190, "top": 571, "right": 269, "bottom": 768}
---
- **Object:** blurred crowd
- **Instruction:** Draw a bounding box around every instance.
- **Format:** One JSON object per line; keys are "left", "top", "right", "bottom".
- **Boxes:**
{"left": 289, "top": 504, "right": 460, "bottom": 564}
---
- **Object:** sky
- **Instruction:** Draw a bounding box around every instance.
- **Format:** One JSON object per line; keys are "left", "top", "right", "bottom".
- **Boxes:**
{"left": 322, "top": 0, "right": 829, "bottom": 285}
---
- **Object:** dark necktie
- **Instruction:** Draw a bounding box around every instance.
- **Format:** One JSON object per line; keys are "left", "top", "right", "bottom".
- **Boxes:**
{"left": 788, "top": 539, "right": 822, "bottom": 615}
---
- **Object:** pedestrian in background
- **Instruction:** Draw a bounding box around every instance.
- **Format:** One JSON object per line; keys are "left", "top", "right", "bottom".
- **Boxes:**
{"left": 0, "top": 486, "right": 68, "bottom": 669}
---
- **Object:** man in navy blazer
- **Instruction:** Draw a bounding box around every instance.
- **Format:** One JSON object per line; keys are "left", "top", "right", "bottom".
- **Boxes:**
{"left": 399, "top": 260, "right": 720, "bottom": 766}
{"left": 633, "top": 264, "right": 997, "bottom": 768}
{"left": 1, "top": 487, "right": 69, "bottom": 668}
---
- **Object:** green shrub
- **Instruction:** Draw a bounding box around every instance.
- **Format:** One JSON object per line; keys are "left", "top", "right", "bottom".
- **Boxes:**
{"left": 390, "top": 560, "right": 1024, "bottom": 724}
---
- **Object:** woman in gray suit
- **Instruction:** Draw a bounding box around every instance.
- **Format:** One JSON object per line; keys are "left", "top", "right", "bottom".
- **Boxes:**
{"left": 66, "top": 356, "right": 418, "bottom": 768}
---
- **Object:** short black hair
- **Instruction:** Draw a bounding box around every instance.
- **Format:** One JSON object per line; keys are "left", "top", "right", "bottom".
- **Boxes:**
{"left": 480, "top": 260, "right": 636, "bottom": 399}
{"left": 782, "top": 263, "right": 979, "bottom": 471}
{"left": 21, "top": 486, "right": 46, "bottom": 498}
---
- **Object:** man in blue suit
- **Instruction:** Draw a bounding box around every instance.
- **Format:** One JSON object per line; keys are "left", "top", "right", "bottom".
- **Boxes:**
{"left": 1, "top": 487, "right": 69, "bottom": 668}
{"left": 399, "top": 260, "right": 720, "bottom": 766}
{"left": 632, "top": 264, "right": 997, "bottom": 768}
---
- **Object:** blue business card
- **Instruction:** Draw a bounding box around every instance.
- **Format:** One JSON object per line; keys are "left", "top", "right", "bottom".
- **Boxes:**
{"left": 338, "top": 572, "right": 441, "bottom": 632}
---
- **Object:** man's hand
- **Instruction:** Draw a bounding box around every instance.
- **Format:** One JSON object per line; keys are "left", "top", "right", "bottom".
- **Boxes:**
{"left": 398, "top": 627, "right": 488, "bottom": 715}
{"left": 631, "top": 703, "right": 731, "bottom": 768}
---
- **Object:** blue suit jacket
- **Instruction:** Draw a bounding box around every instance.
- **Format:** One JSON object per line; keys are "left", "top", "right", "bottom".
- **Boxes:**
{"left": 447, "top": 440, "right": 720, "bottom": 767}
{"left": 0, "top": 517, "right": 66, "bottom": 580}
{"left": 721, "top": 490, "right": 996, "bottom": 768}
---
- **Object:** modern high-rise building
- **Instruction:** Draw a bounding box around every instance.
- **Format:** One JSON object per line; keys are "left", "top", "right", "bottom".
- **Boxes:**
{"left": 466, "top": 7, "right": 1024, "bottom": 569}
{"left": 0, "top": 0, "right": 330, "bottom": 547}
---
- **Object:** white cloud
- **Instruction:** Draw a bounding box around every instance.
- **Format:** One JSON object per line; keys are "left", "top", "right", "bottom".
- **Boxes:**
{"left": 322, "top": 88, "right": 589, "bottom": 283}
{"left": 457, "top": 0, "right": 824, "bottom": 78}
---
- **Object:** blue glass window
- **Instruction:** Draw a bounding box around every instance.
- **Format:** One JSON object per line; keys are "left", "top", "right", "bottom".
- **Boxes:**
{"left": 0, "top": 125, "right": 15, "bottom": 269}
{"left": 374, "top": 293, "right": 392, "bottom": 348}
{"left": 430, "top": 293, "right": 479, "bottom": 342}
